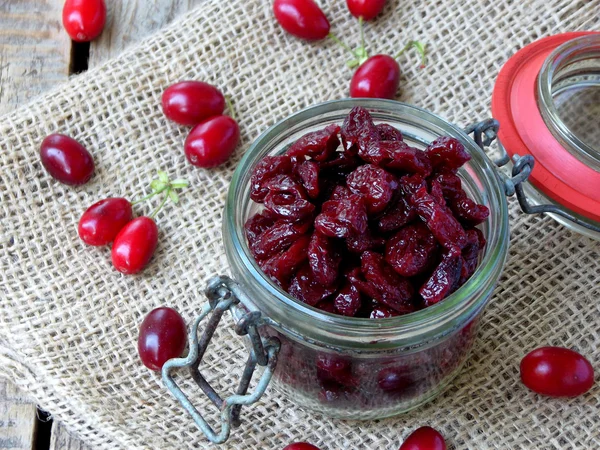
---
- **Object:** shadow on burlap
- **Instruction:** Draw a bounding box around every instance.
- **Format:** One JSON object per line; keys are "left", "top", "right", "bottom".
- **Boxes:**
{"left": 0, "top": 0, "right": 599, "bottom": 448}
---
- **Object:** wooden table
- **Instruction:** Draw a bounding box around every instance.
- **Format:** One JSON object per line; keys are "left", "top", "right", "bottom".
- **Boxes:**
{"left": 0, "top": 1, "right": 203, "bottom": 447}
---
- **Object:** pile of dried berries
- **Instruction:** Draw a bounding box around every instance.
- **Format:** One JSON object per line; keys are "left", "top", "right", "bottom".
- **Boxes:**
{"left": 245, "top": 107, "right": 489, "bottom": 318}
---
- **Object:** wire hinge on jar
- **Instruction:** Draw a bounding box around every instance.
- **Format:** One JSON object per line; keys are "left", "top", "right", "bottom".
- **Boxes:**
{"left": 162, "top": 275, "right": 281, "bottom": 444}
{"left": 465, "top": 119, "right": 600, "bottom": 233}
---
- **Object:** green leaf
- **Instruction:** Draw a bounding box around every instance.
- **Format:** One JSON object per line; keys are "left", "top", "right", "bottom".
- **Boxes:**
{"left": 170, "top": 178, "right": 189, "bottom": 189}
{"left": 168, "top": 190, "right": 179, "bottom": 204}
{"left": 346, "top": 59, "right": 359, "bottom": 69}
{"left": 157, "top": 171, "right": 169, "bottom": 184}
{"left": 150, "top": 180, "right": 167, "bottom": 192}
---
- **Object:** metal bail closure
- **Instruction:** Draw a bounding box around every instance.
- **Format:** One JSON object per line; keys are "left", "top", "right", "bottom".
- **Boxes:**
{"left": 162, "top": 275, "right": 280, "bottom": 444}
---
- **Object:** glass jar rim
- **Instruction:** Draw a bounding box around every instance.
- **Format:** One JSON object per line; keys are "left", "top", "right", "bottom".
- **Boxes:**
{"left": 537, "top": 34, "right": 600, "bottom": 170}
{"left": 224, "top": 99, "right": 509, "bottom": 348}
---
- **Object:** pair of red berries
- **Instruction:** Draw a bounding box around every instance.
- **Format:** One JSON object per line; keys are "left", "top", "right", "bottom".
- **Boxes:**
{"left": 272, "top": 0, "right": 426, "bottom": 100}
{"left": 162, "top": 81, "right": 240, "bottom": 168}
{"left": 78, "top": 172, "right": 188, "bottom": 274}
{"left": 283, "top": 426, "right": 446, "bottom": 450}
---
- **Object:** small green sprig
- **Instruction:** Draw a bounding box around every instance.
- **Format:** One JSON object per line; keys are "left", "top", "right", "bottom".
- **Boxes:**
{"left": 132, "top": 171, "right": 189, "bottom": 218}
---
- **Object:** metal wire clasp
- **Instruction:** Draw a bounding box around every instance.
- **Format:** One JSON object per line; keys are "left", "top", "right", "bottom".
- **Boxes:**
{"left": 162, "top": 276, "right": 280, "bottom": 444}
{"left": 465, "top": 119, "right": 600, "bottom": 233}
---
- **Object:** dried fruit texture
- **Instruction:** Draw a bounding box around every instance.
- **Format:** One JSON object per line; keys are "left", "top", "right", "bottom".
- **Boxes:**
{"left": 308, "top": 232, "right": 341, "bottom": 286}
{"left": 296, "top": 161, "right": 320, "bottom": 199}
{"left": 250, "top": 155, "right": 293, "bottom": 202}
{"left": 264, "top": 174, "right": 315, "bottom": 221}
{"left": 316, "top": 354, "right": 358, "bottom": 387}
{"left": 287, "top": 124, "right": 341, "bottom": 162}
{"left": 347, "top": 164, "right": 398, "bottom": 215}
{"left": 376, "top": 123, "right": 403, "bottom": 141}
{"left": 426, "top": 136, "right": 471, "bottom": 172}
{"left": 334, "top": 282, "right": 362, "bottom": 316}
{"left": 245, "top": 107, "right": 489, "bottom": 318}
{"left": 261, "top": 234, "right": 311, "bottom": 287}
{"left": 315, "top": 194, "right": 368, "bottom": 238}
{"left": 289, "top": 265, "right": 338, "bottom": 306}
{"left": 411, "top": 186, "right": 467, "bottom": 250}
{"left": 251, "top": 219, "right": 311, "bottom": 260}
{"left": 361, "top": 252, "right": 415, "bottom": 313}
{"left": 420, "top": 248, "right": 463, "bottom": 306}
{"left": 385, "top": 223, "right": 438, "bottom": 277}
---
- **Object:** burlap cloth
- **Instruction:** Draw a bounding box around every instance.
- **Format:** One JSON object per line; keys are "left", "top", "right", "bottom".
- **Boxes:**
{"left": 1, "top": 1, "right": 599, "bottom": 448}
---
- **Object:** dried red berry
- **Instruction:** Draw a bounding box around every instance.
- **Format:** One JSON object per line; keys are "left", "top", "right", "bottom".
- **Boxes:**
{"left": 377, "top": 195, "right": 417, "bottom": 232}
{"left": 411, "top": 186, "right": 467, "bottom": 250}
{"left": 296, "top": 160, "right": 320, "bottom": 199}
{"left": 317, "top": 354, "right": 357, "bottom": 387}
{"left": 426, "top": 136, "right": 471, "bottom": 172}
{"left": 448, "top": 195, "right": 490, "bottom": 226}
{"left": 385, "top": 222, "right": 438, "bottom": 277}
{"left": 287, "top": 124, "right": 341, "bottom": 163}
{"left": 420, "top": 248, "right": 463, "bottom": 306}
{"left": 251, "top": 219, "right": 311, "bottom": 260}
{"left": 346, "top": 229, "right": 386, "bottom": 253}
{"left": 261, "top": 234, "right": 311, "bottom": 286}
{"left": 315, "top": 194, "right": 368, "bottom": 238}
{"left": 250, "top": 155, "right": 293, "bottom": 202}
{"left": 289, "top": 265, "right": 338, "bottom": 306}
{"left": 308, "top": 232, "right": 342, "bottom": 286}
{"left": 347, "top": 164, "right": 398, "bottom": 215}
{"left": 334, "top": 282, "right": 362, "bottom": 317}
{"left": 370, "top": 305, "right": 400, "bottom": 319}
{"left": 341, "top": 106, "right": 378, "bottom": 153}
{"left": 361, "top": 252, "right": 415, "bottom": 313}
{"left": 264, "top": 175, "right": 315, "bottom": 222}
{"left": 376, "top": 123, "right": 403, "bottom": 141}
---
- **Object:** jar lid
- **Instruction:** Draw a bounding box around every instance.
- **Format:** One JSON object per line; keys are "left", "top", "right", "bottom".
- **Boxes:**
{"left": 491, "top": 32, "right": 600, "bottom": 222}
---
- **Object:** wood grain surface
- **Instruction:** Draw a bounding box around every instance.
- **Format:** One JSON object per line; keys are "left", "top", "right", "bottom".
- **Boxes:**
{"left": 0, "top": 0, "right": 202, "bottom": 447}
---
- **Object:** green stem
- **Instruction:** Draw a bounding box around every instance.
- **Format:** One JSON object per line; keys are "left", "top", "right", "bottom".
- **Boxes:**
{"left": 359, "top": 17, "right": 365, "bottom": 53}
{"left": 132, "top": 188, "right": 165, "bottom": 205}
{"left": 150, "top": 188, "right": 171, "bottom": 219}
{"left": 328, "top": 33, "right": 358, "bottom": 58}
{"left": 394, "top": 41, "right": 428, "bottom": 67}
{"left": 225, "top": 96, "right": 236, "bottom": 121}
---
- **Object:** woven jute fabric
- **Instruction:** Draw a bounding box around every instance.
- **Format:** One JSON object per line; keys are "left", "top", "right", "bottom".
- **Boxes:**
{"left": 1, "top": 1, "right": 599, "bottom": 448}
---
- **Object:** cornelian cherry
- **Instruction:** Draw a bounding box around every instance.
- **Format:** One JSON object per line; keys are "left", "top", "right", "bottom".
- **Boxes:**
{"left": 273, "top": 0, "right": 330, "bottom": 41}
{"left": 162, "top": 81, "right": 225, "bottom": 126}
{"left": 111, "top": 217, "right": 159, "bottom": 274}
{"left": 40, "top": 134, "right": 95, "bottom": 185}
{"left": 62, "top": 0, "right": 106, "bottom": 42}
{"left": 138, "top": 307, "right": 187, "bottom": 371}
{"left": 520, "top": 347, "right": 594, "bottom": 397}
{"left": 78, "top": 198, "right": 133, "bottom": 246}
{"left": 184, "top": 115, "right": 240, "bottom": 168}
{"left": 282, "top": 443, "right": 321, "bottom": 450}
{"left": 350, "top": 55, "right": 400, "bottom": 99}
{"left": 346, "top": 0, "right": 386, "bottom": 20}
{"left": 399, "top": 426, "right": 446, "bottom": 450}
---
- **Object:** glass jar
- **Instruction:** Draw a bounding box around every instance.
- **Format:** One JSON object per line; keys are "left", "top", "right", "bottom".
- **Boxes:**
{"left": 222, "top": 99, "right": 510, "bottom": 419}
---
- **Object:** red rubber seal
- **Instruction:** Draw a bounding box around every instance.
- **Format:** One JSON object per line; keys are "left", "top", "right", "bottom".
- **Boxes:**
{"left": 491, "top": 32, "right": 600, "bottom": 222}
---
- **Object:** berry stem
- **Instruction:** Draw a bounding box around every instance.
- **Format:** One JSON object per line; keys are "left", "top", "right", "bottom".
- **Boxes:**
{"left": 394, "top": 41, "right": 428, "bottom": 68}
{"left": 328, "top": 33, "right": 358, "bottom": 58}
{"left": 150, "top": 188, "right": 172, "bottom": 219}
{"left": 225, "top": 96, "right": 236, "bottom": 121}
{"left": 359, "top": 17, "right": 365, "bottom": 53}
{"left": 132, "top": 189, "right": 164, "bottom": 205}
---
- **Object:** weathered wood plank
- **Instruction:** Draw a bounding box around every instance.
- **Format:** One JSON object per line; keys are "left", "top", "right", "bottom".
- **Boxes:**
{"left": 0, "top": 380, "right": 36, "bottom": 450}
{"left": 89, "top": 0, "right": 204, "bottom": 65}
{"left": 0, "top": 0, "right": 71, "bottom": 114}
{"left": 49, "top": 422, "right": 92, "bottom": 450}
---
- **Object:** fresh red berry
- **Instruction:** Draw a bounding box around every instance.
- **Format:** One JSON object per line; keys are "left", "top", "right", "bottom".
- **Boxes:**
{"left": 184, "top": 115, "right": 240, "bottom": 168}
{"left": 162, "top": 81, "right": 225, "bottom": 126}
{"left": 78, "top": 198, "right": 133, "bottom": 246}
{"left": 350, "top": 55, "right": 400, "bottom": 99}
{"left": 273, "top": 0, "right": 330, "bottom": 41}
{"left": 346, "top": 0, "right": 386, "bottom": 20}
{"left": 138, "top": 307, "right": 187, "bottom": 371}
{"left": 520, "top": 347, "right": 594, "bottom": 397}
{"left": 111, "top": 217, "right": 159, "bottom": 274}
{"left": 40, "top": 134, "right": 95, "bottom": 185}
{"left": 282, "top": 443, "right": 321, "bottom": 450}
{"left": 399, "top": 426, "right": 446, "bottom": 450}
{"left": 62, "top": 0, "right": 106, "bottom": 42}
